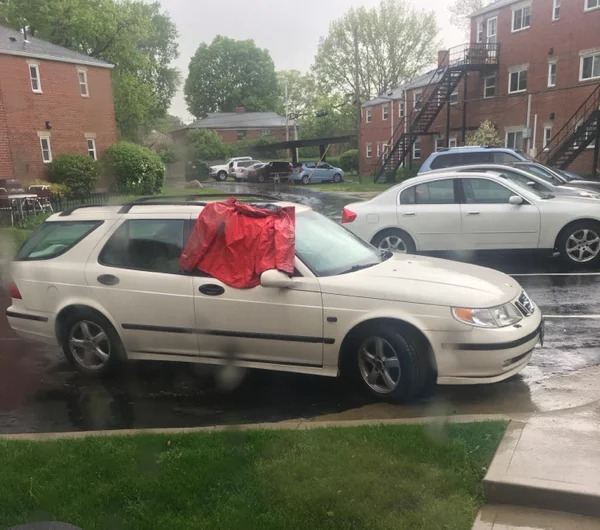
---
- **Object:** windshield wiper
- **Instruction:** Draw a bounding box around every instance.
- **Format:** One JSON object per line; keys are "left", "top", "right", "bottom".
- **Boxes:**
{"left": 339, "top": 262, "right": 380, "bottom": 275}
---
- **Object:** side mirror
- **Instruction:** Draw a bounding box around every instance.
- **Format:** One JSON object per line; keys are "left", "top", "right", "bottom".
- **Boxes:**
{"left": 260, "top": 269, "right": 294, "bottom": 289}
{"left": 509, "top": 195, "right": 524, "bottom": 205}
{"left": 526, "top": 181, "right": 536, "bottom": 187}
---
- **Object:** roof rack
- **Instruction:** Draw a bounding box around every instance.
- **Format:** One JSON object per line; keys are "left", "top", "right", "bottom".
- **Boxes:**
{"left": 58, "top": 203, "right": 107, "bottom": 216}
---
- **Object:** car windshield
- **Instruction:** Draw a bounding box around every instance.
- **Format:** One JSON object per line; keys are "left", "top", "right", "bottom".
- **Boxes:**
{"left": 295, "top": 210, "right": 383, "bottom": 276}
{"left": 554, "top": 168, "right": 579, "bottom": 181}
{"left": 500, "top": 177, "right": 554, "bottom": 199}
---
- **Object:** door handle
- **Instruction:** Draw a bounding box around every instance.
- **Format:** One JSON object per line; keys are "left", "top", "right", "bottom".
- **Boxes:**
{"left": 198, "top": 284, "right": 225, "bottom": 296}
{"left": 467, "top": 211, "right": 480, "bottom": 215}
{"left": 97, "top": 274, "right": 120, "bottom": 286}
{"left": 402, "top": 212, "right": 416, "bottom": 216}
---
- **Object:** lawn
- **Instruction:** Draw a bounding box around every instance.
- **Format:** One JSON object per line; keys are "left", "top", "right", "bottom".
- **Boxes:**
{"left": 0, "top": 422, "right": 506, "bottom": 530}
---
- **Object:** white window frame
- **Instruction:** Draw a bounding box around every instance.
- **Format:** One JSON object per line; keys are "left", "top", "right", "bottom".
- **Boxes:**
{"left": 552, "top": 0, "right": 560, "bottom": 20}
{"left": 505, "top": 128, "right": 525, "bottom": 150}
{"left": 579, "top": 51, "right": 600, "bottom": 81}
{"left": 435, "top": 137, "right": 445, "bottom": 151}
{"left": 412, "top": 138, "right": 421, "bottom": 160}
{"left": 77, "top": 68, "right": 89, "bottom": 97}
{"left": 508, "top": 67, "right": 528, "bottom": 94}
{"left": 261, "top": 128, "right": 271, "bottom": 136}
{"left": 413, "top": 89, "right": 422, "bottom": 110}
{"left": 365, "top": 108, "right": 372, "bottom": 123}
{"left": 399, "top": 99, "right": 405, "bottom": 118}
{"left": 476, "top": 20, "right": 484, "bottom": 43}
{"left": 382, "top": 105, "right": 389, "bottom": 121}
{"left": 39, "top": 135, "right": 52, "bottom": 163}
{"left": 483, "top": 74, "right": 496, "bottom": 98}
{"left": 486, "top": 17, "right": 497, "bottom": 44}
{"left": 512, "top": 3, "right": 531, "bottom": 32}
{"left": 366, "top": 143, "right": 372, "bottom": 158}
{"left": 543, "top": 126, "right": 553, "bottom": 150}
{"left": 449, "top": 89, "right": 458, "bottom": 105}
{"left": 548, "top": 61, "right": 557, "bottom": 87}
{"left": 28, "top": 62, "right": 42, "bottom": 93}
{"left": 449, "top": 137, "right": 458, "bottom": 148}
{"left": 376, "top": 142, "right": 381, "bottom": 157}
{"left": 585, "top": 0, "right": 600, "bottom": 12}
{"left": 87, "top": 138, "right": 97, "bottom": 160}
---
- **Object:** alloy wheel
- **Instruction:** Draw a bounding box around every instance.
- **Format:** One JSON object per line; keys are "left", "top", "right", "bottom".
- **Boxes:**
{"left": 378, "top": 235, "right": 408, "bottom": 253}
{"left": 358, "top": 336, "right": 401, "bottom": 394}
{"left": 68, "top": 320, "right": 111, "bottom": 371}
{"left": 566, "top": 228, "right": 600, "bottom": 263}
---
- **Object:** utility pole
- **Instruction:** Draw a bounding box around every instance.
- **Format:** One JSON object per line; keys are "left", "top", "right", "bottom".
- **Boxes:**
{"left": 354, "top": 26, "right": 362, "bottom": 183}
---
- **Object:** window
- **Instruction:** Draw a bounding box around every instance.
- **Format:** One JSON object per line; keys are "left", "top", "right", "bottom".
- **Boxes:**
{"left": 493, "top": 152, "right": 521, "bottom": 163}
{"left": 400, "top": 179, "right": 455, "bottom": 205}
{"left": 99, "top": 219, "right": 186, "bottom": 274}
{"left": 543, "top": 126, "right": 553, "bottom": 150}
{"left": 413, "top": 90, "right": 422, "bottom": 110}
{"left": 399, "top": 99, "right": 405, "bottom": 118}
{"left": 376, "top": 142, "right": 381, "bottom": 157}
{"left": 78, "top": 69, "right": 89, "bottom": 96}
{"left": 29, "top": 63, "right": 41, "bottom": 93}
{"left": 412, "top": 138, "right": 421, "bottom": 160}
{"left": 483, "top": 74, "right": 496, "bottom": 98}
{"left": 548, "top": 61, "right": 557, "bottom": 87}
{"left": 477, "top": 21, "right": 484, "bottom": 43}
{"left": 87, "top": 138, "right": 97, "bottom": 160}
{"left": 39, "top": 136, "right": 52, "bottom": 163}
{"left": 512, "top": 4, "right": 531, "bottom": 32}
{"left": 449, "top": 89, "right": 458, "bottom": 105}
{"left": 366, "top": 143, "right": 372, "bottom": 158}
{"left": 486, "top": 17, "right": 497, "bottom": 44}
{"left": 16, "top": 221, "right": 102, "bottom": 261}
{"left": 365, "top": 108, "right": 372, "bottom": 123}
{"left": 382, "top": 105, "right": 389, "bottom": 120}
{"left": 506, "top": 130, "right": 524, "bottom": 150}
{"left": 580, "top": 52, "right": 600, "bottom": 81}
{"left": 585, "top": 0, "right": 600, "bottom": 11}
{"left": 449, "top": 137, "right": 458, "bottom": 148}
{"left": 553, "top": 0, "right": 560, "bottom": 19}
{"left": 463, "top": 178, "right": 514, "bottom": 204}
{"left": 435, "top": 137, "right": 444, "bottom": 151}
{"left": 261, "top": 128, "right": 271, "bottom": 136}
{"left": 509, "top": 68, "right": 528, "bottom": 93}
{"left": 237, "top": 130, "right": 247, "bottom": 141}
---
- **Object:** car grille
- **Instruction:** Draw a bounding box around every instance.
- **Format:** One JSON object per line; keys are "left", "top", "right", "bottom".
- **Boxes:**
{"left": 515, "top": 290, "right": 535, "bottom": 317}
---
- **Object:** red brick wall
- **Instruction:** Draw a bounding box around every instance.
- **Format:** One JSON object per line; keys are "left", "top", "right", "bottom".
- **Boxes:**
{"left": 0, "top": 54, "right": 118, "bottom": 181}
{"left": 215, "top": 127, "right": 289, "bottom": 143}
{"left": 0, "top": 83, "right": 14, "bottom": 177}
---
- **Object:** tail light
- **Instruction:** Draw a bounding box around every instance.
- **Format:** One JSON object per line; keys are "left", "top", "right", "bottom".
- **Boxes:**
{"left": 341, "top": 208, "right": 357, "bottom": 223}
{"left": 9, "top": 281, "right": 22, "bottom": 299}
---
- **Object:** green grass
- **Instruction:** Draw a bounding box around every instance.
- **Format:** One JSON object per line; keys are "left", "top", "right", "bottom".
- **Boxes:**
{"left": 0, "top": 422, "right": 506, "bottom": 530}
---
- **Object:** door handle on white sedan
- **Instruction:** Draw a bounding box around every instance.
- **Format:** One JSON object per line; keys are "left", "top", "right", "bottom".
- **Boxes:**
{"left": 198, "top": 284, "right": 225, "bottom": 296}
{"left": 467, "top": 211, "right": 480, "bottom": 215}
{"left": 402, "top": 212, "right": 416, "bottom": 216}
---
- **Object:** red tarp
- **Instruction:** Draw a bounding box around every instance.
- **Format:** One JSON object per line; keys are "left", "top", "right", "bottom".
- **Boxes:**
{"left": 179, "top": 197, "right": 295, "bottom": 288}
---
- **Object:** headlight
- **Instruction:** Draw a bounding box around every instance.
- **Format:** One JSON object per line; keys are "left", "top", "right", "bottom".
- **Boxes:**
{"left": 452, "top": 303, "right": 522, "bottom": 328}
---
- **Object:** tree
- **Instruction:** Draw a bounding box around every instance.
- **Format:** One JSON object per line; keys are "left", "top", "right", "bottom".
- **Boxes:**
{"left": 1, "top": 0, "right": 179, "bottom": 141}
{"left": 185, "top": 36, "right": 279, "bottom": 118}
{"left": 465, "top": 120, "right": 503, "bottom": 147}
{"left": 449, "top": 0, "right": 491, "bottom": 36}
{"left": 186, "top": 130, "right": 230, "bottom": 161}
{"left": 313, "top": 0, "right": 439, "bottom": 103}
{"left": 276, "top": 70, "right": 317, "bottom": 117}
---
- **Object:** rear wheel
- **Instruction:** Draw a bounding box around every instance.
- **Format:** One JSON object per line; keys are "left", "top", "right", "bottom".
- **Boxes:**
{"left": 371, "top": 229, "right": 415, "bottom": 254}
{"left": 332, "top": 173, "right": 342, "bottom": 183}
{"left": 557, "top": 221, "right": 600, "bottom": 266}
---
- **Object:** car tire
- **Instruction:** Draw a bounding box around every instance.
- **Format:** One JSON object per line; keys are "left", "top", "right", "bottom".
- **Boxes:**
{"left": 342, "top": 323, "right": 429, "bottom": 403}
{"left": 301, "top": 175, "right": 310, "bottom": 185}
{"left": 61, "top": 309, "right": 124, "bottom": 378}
{"left": 371, "top": 229, "right": 416, "bottom": 254}
{"left": 217, "top": 171, "right": 227, "bottom": 181}
{"left": 332, "top": 173, "right": 342, "bottom": 183}
{"left": 257, "top": 174, "right": 266, "bottom": 183}
{"left": 557, "top": 221, "right": 600, "bottom": 266}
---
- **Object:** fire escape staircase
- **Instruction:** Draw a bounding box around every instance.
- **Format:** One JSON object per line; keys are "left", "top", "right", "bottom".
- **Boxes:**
{"left": 539, "top": 84, "right": 600, "bottom": 169}
{"left": 374, "top": 43, "right": 500, "bottom": 182}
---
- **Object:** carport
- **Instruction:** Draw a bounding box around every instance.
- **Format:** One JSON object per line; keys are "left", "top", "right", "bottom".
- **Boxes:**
{"left": 253, "top": 135, "right": 355, "bottom": 165}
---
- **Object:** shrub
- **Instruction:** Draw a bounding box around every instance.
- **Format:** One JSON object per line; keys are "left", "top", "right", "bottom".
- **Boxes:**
{"left": 101, "top": 141, "right": 165, "bottom": 195}
{"left": 27, "top": 178, "right": 70, "bottom": 196}
{"left": 47, "top": 153, "right": 100, "bottom": 195}
{"left": 339, "top": 149, "right": 359, "bottom": 172}
{"left": 327, "top": 156, "right": 340, "bottom": 168}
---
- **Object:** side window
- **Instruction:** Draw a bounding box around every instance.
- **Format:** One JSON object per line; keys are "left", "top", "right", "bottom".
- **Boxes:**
{"left": 493, "top": 152, "right": 520, "bottom": 163}
{"left": 305, "top": 162, "right": 316, "bottom": 168}
{"left": 99, "top": 219, "right": 185, "bottom": 274}
{"left": 403, "top": 179, "right": 455, "bottom": 204}
{"left": 429, "top": 153, "right": 463, "bottom": 169}
{"left": 400, "top": 186, "right": 416, "bottom": 204}
{"left": 462, "top": 179, "right": 514, "bottom": 204}
{"left": 462, "top": 152, "right": 493, "bottom": 164}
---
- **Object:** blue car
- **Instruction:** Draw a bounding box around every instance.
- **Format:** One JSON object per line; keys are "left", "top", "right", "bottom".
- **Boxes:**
{"left": 292, "top": 161, "right": 345, "bottom": 184}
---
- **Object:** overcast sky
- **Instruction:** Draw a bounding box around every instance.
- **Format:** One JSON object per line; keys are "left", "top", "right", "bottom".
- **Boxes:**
{"left": 157, "top": 0, "right": 465, "bottom": 122}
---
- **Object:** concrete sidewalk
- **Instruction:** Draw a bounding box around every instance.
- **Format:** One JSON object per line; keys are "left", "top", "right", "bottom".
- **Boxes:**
{"left": 473, "top": 504, "right": 600, "bottom": 529}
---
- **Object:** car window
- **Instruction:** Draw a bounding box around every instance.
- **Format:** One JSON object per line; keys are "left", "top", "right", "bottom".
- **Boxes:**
{"left": 496, "top": 170, "right": 548, "bottom": 193}
{"left": 400, "top": 179, "right": 455, "bottom": 205}
{"left": 16, "top": 221, "right": 102, "bottom": 261}
{"left": 517, "top": 164, "right": 559, "bottom": 183}
{"left": 462, "top": 178, "right": 514, "bottom": 204}
{"left": 430, "top": 153, "right": 463, "bottom": 169}
{"left": 462, "top": 152, "right": 493, "bottom": 164}
{"left": 493, "top": 152, "right": 520, "bottom": 163}
{"left": 304, "top": 162, "right": 316, "bottom": 168}
{"left": 238, "top": 160, "right": 254, "bottom": 168}
{"left": 99, "top": 219, "right": 185, "bottom": 274}
{"left": 317, "top": 163, "right": 330, "bottom": 169}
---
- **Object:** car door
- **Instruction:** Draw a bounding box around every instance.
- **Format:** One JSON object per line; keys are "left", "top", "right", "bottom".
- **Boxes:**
{"left": 85, "top": 215, "right": 199, "bottom": 357}
{"left": 396, "top": 178, "right": 463, "bottom": 251}
{"left": 316, "top": 162, "right": 332, "bottom": 182}
{"left": 191, "top": 264, "right": 324, "bottom": 367}
{"left": 459, "top": 177, "right": 541, "bottom": 249}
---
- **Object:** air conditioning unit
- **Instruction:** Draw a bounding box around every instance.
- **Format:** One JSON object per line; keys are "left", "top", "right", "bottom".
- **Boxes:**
{"left": 522, "top": 128, "right": 532, "bottom": 139}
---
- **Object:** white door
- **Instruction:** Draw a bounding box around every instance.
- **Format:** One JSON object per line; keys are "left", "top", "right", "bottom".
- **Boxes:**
{"left": 396, "top": 178, "right": 463, "bottom": 251}
{"left": 84, "top": 216, "right": 198, "bottom": 356}
{"left": 191, "top": 268, "right": 325, "bottom": 367}
{"left": 460, "top": 177, "right": 541, "bottom": 249}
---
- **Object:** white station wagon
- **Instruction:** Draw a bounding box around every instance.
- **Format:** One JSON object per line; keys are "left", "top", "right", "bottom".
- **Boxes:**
{"left": 7, "top": 196, "right": 543, "bottom": 402}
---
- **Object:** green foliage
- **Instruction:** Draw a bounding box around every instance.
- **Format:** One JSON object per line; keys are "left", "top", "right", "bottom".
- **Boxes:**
{"left": 159, "top": 149, "right": 178, "bottom": 165}
{"left": 450, "top": 0, "right": 491, "bottom": 35}
{"left": 185, "top": 36, "right": 279, "bottom": 118}
{"left": 228, "top": 135, "right": 283, "bottom": 160}
{"left": 313, "top": 0, "right": 439, "bottom": 101}
{"left": 16, "top": 212, "right": 52, "bottom": 230}
{"left": 326, "top": 156, "right": 341, "bottom": 168}
{"left": 2, "top": 0, "right": 179, "bottom": 141}
{"left": 47, "top": 153, "right": 100, "bottom": 195}
{"left": 466, "top": 120, "right": 503, "bottom": 147}
{"left": 186, "top": 129, "right": 231, "bottom": 161}
{"left": 339, "top": 149, "right": 359, "bottom": 172}
{"left": 101, "top": 142, "right": 165, "bottom": 195}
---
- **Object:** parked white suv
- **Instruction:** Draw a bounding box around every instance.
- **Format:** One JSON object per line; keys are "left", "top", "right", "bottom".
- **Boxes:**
{"left": 7, "top": 195, "right": 542, "bottom": 402}
{"left": 209, "top": 156, "right": 252, "bottom": 181}
{"left": 229, "top": 159, "right": 262, "bottom": 181}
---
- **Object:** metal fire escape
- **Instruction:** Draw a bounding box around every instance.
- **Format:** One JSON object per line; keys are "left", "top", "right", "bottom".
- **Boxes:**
{"left": 373, "top": 42, "right": 500, "bottom": 182}
{"left": 539, "top": 84, "right": 600, "bottom": 169}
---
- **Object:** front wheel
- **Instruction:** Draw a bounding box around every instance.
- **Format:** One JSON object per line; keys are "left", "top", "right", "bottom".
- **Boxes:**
{"left": 257, "top": 174, "right": 266, "bottom": 183}
{"left": 371, "top": 229, "right": 415, "bottom": 254}
{"left": 332, "top": 173, "right": 342, "bottom": 183}
{"left": 217, "top": 171, "right": 227, "bottom": 181}
{"left": 557, "top": 222, "right": 600, "bottom": 266}
{"left": 301, "top": 175, "right": 310, "bottom": 185}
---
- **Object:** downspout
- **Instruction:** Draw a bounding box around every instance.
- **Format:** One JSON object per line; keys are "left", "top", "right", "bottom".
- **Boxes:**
{"left": 532, "top": 113, "right": 538, "bottom": 158}
{"left": 526, "top": 93, "right": 532, "bottom": 153}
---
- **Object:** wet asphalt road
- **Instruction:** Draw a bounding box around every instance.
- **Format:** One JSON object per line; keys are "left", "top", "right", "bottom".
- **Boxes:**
{"left": 1, "top": 182, "right": 600, "bottom": 434}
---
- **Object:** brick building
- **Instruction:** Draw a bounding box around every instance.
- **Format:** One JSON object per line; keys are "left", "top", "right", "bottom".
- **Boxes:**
{"left": 0, "top": 25, "right": 117, "bottom": 181}
{"left": 361, "top": 0, "right": 600, "bottom": 177}
{"left": 172, "top": 109, "right": 296, "bottom": 144}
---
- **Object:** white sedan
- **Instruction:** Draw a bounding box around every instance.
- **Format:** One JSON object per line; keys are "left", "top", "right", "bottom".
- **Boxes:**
{"left": 342, "top": 170, "right": 600, "bottom": 267}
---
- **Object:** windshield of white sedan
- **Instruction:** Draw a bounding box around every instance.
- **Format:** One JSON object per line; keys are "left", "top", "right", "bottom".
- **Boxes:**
{"left": 295, "top": 210, "right": 383, "bottom": 276}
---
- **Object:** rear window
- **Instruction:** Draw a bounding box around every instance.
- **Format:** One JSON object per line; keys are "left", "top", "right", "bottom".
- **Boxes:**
{"left": 430, "top": 151, "right": 495, "bottom": 169}
{"left": 16, "top": 221, "right": 102, "bottom": 261}
{"left": 493, "top": 152, "right": 520, "bottom": 163}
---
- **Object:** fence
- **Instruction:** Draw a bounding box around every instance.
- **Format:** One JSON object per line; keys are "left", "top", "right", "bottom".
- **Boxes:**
{"left": 49, "top": 191, "right": 131, "bottom": 213}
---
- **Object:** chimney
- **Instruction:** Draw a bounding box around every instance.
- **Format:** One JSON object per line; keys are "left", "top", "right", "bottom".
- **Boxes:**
{"left": 234, "top": 106, "right": 246, "bottom": 113}
{"left": 437, "top": 50, "right": 449, "bottom": 68}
